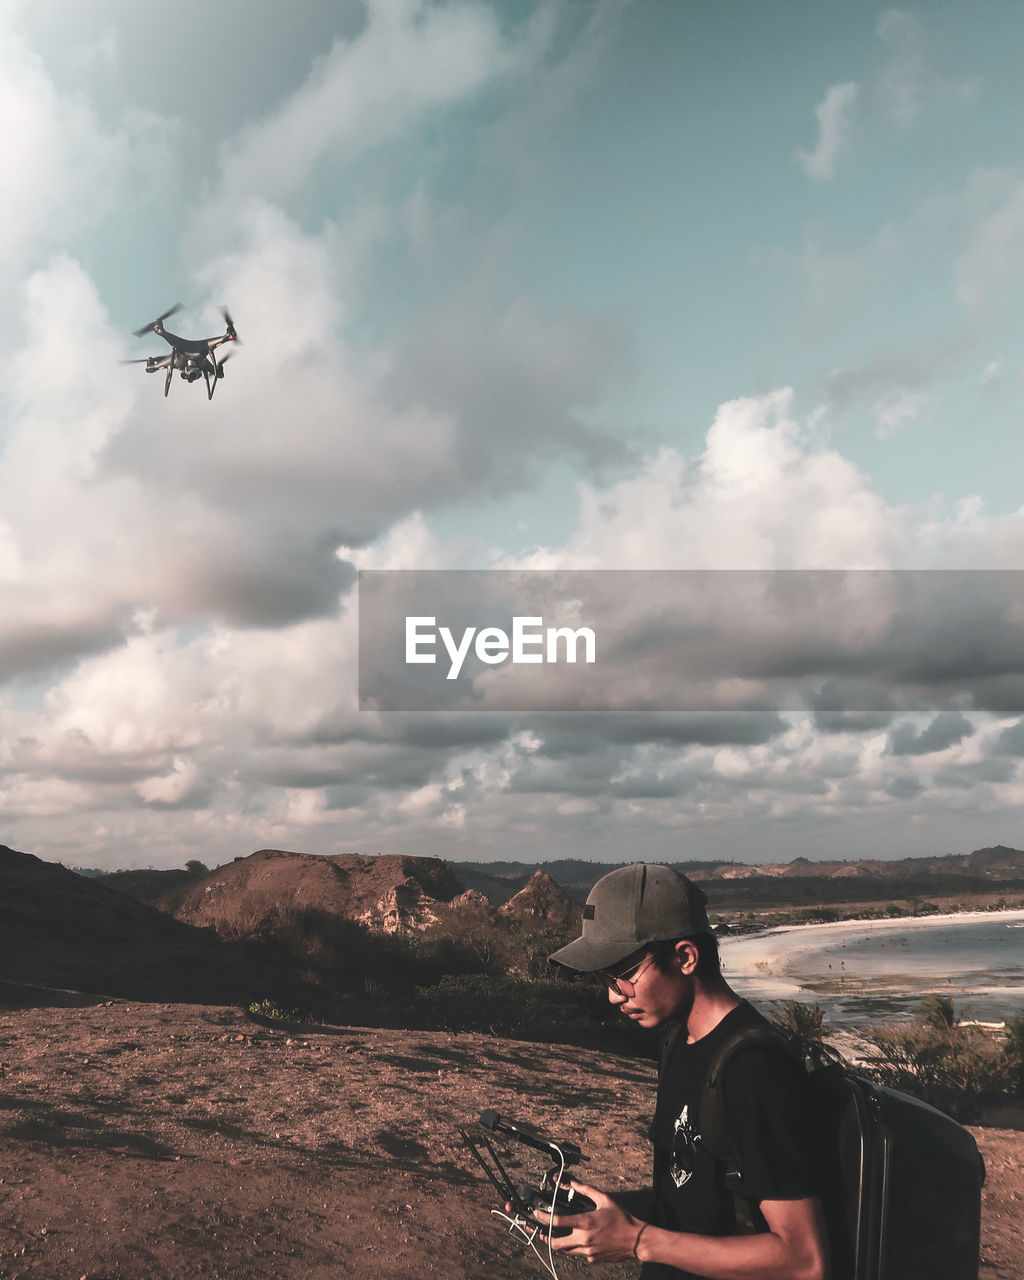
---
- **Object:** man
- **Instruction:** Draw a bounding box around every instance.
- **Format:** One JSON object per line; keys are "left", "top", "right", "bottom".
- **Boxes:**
{"left": 543, "top": 862, "right": 829, "bottom": 1280}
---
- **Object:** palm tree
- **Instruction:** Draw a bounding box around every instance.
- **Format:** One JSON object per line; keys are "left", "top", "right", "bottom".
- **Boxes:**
{"left": 769, "top": 1000, "right": 847, "bottom": 1068}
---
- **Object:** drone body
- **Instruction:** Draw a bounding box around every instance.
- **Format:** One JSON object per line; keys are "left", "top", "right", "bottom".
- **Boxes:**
{"left": 123, "top": 304, "right": 240, "bottom": 399}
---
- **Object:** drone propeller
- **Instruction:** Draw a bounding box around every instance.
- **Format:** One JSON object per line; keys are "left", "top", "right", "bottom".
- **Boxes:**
{"left": 120, "top": 357, "right": 154, "bottom": 365}
{"left": 216, "top": 351, "right": 234, "bottom": 375}
{"left": 133, "top": 303, "right": 183, "bottom": 337}
{"left": 221, "top": 307, "right": 240, "bottom": 343}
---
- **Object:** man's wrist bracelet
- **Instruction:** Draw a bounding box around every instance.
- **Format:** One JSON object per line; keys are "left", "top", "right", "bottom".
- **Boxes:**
{"left": 632, "top": 1224, "right": 649, "bottom": 1259}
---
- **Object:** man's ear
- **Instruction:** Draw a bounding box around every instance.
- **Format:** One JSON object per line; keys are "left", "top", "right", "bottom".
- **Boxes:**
{"left": 674, "top": 939, "right": 699, "bottom": 975}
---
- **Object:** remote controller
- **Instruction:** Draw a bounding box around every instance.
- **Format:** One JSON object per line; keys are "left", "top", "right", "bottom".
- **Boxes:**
{"left": 516, "top": 1184, "right": 597, "bottom": 1237}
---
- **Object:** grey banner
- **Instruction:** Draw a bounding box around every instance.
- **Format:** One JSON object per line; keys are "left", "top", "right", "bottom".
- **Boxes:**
{"left": 357, "top": 569, "right": 1024, "bottom": 714}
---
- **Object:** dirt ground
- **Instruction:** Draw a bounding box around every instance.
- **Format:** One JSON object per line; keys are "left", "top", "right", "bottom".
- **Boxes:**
{"left": 0, "top": 990, "right": 1020, "bottom": 1280}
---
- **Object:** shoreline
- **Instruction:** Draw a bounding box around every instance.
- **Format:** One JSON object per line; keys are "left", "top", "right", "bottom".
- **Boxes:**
{"left": 718, "top": 906, "right": 1024, "bottom": 1010}
{"left": 719, "top": 905, "right": 1024, "bottom": 951}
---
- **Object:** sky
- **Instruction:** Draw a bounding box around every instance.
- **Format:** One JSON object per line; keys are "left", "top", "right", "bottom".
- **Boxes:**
{"left": 3, "top": 0, "right": 1024, "bottom": 871}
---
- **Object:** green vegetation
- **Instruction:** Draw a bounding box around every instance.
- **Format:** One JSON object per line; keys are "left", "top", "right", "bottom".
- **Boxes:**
{"left": 247, "top": 998, "right": 310, "bottom": 1025}
{"left": 860, "top": 1020, "right": 1014, "bottom": 1123}
{"left": 411, "top": 974, "right": 648, "bottom": 1051}
{"left": 114, "top": 853, "right": 1023, "bottom": 1072}
{"left": 917, "top": 993, "right": 956, "bottom": 1030}
{"left": 1006, "top": 1015, "right": 1024, "bottom": 1095}
{"left": 768, "top": 999, "right": 846, "bottom": 1067}
{"left": 227, "top": 898, "right": 634, "bottom": 1047}
{"left": 761, "top": 997, "right": 1024, "bottom": 1124}
{"left": 228, "top": 890, "right": 1024, "bottom": 1087}
{"left": 854, "top": 995, "right": 1023, "bottom": 1123}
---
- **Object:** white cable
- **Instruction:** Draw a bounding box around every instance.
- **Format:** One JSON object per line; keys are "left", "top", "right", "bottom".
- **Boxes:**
{"left": 486, "top": 1142, "right": 578, "bottom": 1280}
{"left": 487, "top": 1141, "right": 569, "bottom": 1280}
{"left": 545, "top": 1150, "right": 567, "bottom": 1280}
{"left": 489, "top": 1211, "right": 558, "bottom": 1280}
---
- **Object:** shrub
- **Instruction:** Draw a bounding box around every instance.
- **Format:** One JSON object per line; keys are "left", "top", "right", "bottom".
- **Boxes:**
{"left": 411, "top": 973, "right": 651, "bottom": 1053}
{"left": 860, "top": 1021, "right": 1014, "bottom": 1122}
{"left": 917, "top": 994, "right": 956, "bottom": 1030}
{"left": 415, "top": 903, "right": 581, "bottom": 983}
{"left": 247, "top": 998, "right": 309, "bottom": 1025}
{"left": 1005, "top": 1014, "right": 1024, "bottom": 1095}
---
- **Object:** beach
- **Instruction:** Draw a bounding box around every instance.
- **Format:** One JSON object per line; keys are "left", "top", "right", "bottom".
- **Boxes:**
{"left": 719, "top": 908, "right": 1024, "bottom": 1026}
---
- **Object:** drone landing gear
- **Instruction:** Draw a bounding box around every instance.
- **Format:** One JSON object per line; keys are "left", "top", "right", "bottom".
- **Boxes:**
{"left": 206, "top": 361, "right": 226, "bottom": 399}
{"left": 164, "top": 363, "right": 173, "bottom": 397}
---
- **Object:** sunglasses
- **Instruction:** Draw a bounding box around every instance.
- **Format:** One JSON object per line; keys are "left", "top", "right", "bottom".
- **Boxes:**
{"left": 596, "top": 952, "right": 656, "bottom": 995}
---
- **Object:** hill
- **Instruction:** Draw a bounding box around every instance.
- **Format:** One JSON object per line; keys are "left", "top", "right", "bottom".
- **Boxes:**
{"left": 497, "top": 868, "right": 580, "bottom": 928}
{"left": 0, "top": 844, "right": 320, "bottom": 1009}
{"left": 156, "top": 851, "right": 593, "bottom": 1009}
{"left": 164, "top": 848, "right": 468, "bottom": 936}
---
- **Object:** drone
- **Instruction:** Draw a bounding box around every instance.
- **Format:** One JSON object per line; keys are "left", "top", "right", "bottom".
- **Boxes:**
{"left": 123, "top": 304, "right": 240, "bottom": 399}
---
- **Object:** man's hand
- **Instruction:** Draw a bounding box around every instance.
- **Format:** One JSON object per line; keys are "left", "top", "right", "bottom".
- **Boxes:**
{"left": 533, "top": 1182, "right": 647, "bottom": 1263}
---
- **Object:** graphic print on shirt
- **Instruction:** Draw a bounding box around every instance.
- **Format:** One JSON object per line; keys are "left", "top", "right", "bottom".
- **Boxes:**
{"left": 670, "top": 1103, "right": 699, "bottom": 1188}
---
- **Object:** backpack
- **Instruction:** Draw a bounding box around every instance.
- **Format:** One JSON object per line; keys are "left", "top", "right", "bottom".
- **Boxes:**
{"left": 660, "top": 1018, "right": 986, "bottom": 1280}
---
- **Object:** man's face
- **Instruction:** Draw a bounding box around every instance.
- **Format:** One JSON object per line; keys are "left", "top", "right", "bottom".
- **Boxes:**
{"left": 602, "top": 943, "right": 695, "bottom": 1029}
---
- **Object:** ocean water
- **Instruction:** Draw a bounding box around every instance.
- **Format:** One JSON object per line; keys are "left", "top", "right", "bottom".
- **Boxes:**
{"left": 719, "top": 910, "right": 1024, "bottom": 1027}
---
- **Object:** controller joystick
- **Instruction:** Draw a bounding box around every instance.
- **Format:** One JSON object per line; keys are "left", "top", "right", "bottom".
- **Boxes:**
{"left": 516, "top": 1184, "right": 597, "bottom": 1237}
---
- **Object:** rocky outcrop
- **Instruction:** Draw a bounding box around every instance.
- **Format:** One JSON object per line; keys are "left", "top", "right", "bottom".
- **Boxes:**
{"left": 497, "top": 869, "right": 579, "bottom": 927}
{"left": 166, "top": 849, "right": 467, "bottom": 938}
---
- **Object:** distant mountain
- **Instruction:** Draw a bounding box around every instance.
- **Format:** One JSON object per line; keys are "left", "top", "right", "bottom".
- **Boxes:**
{"left": 703, "top": 846, "right": 1024, "bottom": 881}
{"left": 100, "top": 867, "right": 192, "bottom": 906}
{"left": 0, "top": 845, "right": 316, "bottom": 1007}
{"left": 445, "top": 862, "right": 533, "bottom": 904}
{"left": 451, "top": 847, "right": 1024, "bottom": 906}
{"left": 454, "top": 857, "right": 735, "bottom": 903}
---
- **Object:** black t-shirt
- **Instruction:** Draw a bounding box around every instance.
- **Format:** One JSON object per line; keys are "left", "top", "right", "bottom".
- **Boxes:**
{"left": 642, "top": 1001, "right": 820, "bottom": 1280}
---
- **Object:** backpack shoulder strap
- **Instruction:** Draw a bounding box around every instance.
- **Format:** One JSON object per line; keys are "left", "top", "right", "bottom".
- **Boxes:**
{"left": 658, "top": 1021, "right": 684, "bottom": 1081}
{"left": 698, "top": 1022, "right": 794, "bottom": 1191}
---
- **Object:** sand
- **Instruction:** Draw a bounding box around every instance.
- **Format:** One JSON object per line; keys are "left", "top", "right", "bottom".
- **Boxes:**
{"left": 719, "top": 907, "right": 1024, "bottom": 1000}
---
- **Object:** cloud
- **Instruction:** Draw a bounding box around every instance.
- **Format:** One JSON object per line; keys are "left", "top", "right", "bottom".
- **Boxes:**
{"left": 874, "top": 389, "right": 934, "bottom": 440}
{"left": 135, "top": 757, "right": 209, "bottom": 809}
{"left": 0, "top": 20, "right": 173, "bottom": 290}
{"left": 888, "top": 710, "right": 974, "bottom": 756}
{"left": 0, "top": 193, "right": 621, "bottom": 684}
{"left": 873, "top": 9, "right": 977, "bottom": 132}
{"left": 190, "top": 0, "right": 541, "bottom": 251}
{"left": 955, "top": 180, "right": 1024, "bottom": 313}
{"left": 9, "top": 374, "right": 1024, "bottom": 868}
{"left": 4, "top": 9, "right": 1024, "bottom": 871}
{"left": 821, "top": 338, "right": 963, "bottom": 424}
{"left": 994, "top": 718, "right": 1024, "bottom": 757}
{"left": 795, "top": 82, "right": 857, "bottom": 181}
{"left": 514, "top": 389, "right": 901, "bottom": 571}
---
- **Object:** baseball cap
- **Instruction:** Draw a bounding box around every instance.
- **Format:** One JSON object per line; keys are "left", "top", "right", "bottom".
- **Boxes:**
{"left": 549, "top": 862, "right": 709, "bottom": 972}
